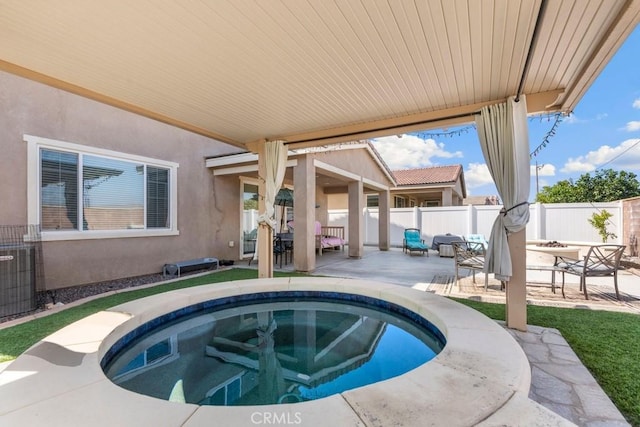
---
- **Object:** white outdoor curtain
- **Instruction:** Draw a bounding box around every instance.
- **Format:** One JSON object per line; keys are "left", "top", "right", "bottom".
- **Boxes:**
{"left": 257, "top": 140, "right": 288, "bottom": 229}
{"left": 476, "top": 95, "right": 531, "bottom": 281}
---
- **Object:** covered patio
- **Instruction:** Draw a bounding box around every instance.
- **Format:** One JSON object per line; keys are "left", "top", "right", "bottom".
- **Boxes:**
{"left": 255, "top": 245, "right": 640, "bottom": 313}
{"left": 2, "top": 0, "right": 639, "bottom": 331}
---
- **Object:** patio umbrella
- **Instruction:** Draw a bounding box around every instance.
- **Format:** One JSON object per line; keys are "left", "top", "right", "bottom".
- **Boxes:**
{"left": 274, "top": 188, "right": 294, "bottom": 207}
{"left": 476, "top": 95, "right": 530, "bottom": 281}
{"left": 275, "top": 188, "right": 294, "bottom": 232}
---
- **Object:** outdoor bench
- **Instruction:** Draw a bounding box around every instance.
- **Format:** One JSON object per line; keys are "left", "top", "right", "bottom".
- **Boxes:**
{"left": 162, "top": 257, "right": 219, "bottom": 278}
{"left": 315, "top": 224, "right": 345, "bottom": 255}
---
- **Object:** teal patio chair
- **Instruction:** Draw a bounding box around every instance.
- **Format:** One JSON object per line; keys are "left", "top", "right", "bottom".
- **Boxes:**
{"left": 466, "top": 234, "right": 489, "bottom": 250}
{"left": 403, "top": 228, "right": 429, "bottom": 256}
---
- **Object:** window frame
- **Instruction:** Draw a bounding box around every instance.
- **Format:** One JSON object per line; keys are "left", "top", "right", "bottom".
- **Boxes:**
{"left": 394, "top": 196, "right": 406, "bottom": 208}
{"left": 25, "top": 134, "right": 179, "bottom": 241}
{"left": 240, "top": 176, "right": 260, "bottom": 260}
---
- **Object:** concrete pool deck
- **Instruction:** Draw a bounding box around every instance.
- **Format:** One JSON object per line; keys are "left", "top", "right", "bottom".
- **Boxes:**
{"left": 0, "top": 277, "right": 573, "bottom": 426}
{"left": 0, "top": 246, "right": 635, "bottom": 425}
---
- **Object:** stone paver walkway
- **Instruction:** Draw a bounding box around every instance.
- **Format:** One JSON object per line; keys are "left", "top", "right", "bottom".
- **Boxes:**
{"left": 505, "top": 324, "right": 630, "bottom": 426}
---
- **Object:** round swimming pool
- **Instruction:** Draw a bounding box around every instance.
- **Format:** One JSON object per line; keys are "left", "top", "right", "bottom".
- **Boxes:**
{"left": 101, "top": 291, "right": 445, "bottom": 406}
{"left": 2, "top": 277, "right": 536, "bottom": 426}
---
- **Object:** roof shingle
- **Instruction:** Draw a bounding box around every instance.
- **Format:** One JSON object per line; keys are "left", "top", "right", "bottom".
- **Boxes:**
{"left": 392, "top": 165, "right": 462, "bottom": 186}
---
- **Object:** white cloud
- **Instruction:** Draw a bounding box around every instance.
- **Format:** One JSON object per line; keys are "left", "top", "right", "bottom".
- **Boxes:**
{"left": 536, "top": 178, "right": 552, "bottom": 189}
{"left": 464, "top": 163, "right": 494, "bottom": 189}
{"left": 633, "top": 98, "right": 640, "bottom": 109}
{"left": 530, "top": 163, "right": 556, "bottom": 176}
{"left": 560, "top": 138, "right": 640, "bottom": 173}
{"left": 561, "top": 159, "right": 596, "bottom": 173}
{"left": 563, "top": 112, "right": 608, "bottom": 124}
{"left": 626, "top": 121, "right": 640, "bottom": 132}
{"left": 371, "top": 134, "right": 462, "bottom": 170}
{"left": 563, "top": 113, "right": 586, "bottom": 124}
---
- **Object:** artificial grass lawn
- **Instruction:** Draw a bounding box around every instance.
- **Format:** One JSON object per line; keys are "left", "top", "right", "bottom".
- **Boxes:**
{"left": 0, "top": 270, "right": 637, "bottom": 425}
{"left": 452, "top": 298, "right": 640, "bottom": 427}
{"left": 0, "top": 269, "right": 305, "bottom": 362}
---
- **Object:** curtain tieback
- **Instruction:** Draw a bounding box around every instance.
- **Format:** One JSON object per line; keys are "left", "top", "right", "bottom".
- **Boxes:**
{"left": 501, "top": 201, "right": 530, "bottom": 216}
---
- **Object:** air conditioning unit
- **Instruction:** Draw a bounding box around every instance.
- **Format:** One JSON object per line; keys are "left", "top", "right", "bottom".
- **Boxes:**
{"left": 0, "top": 244, "right": 37, "bottom": 317}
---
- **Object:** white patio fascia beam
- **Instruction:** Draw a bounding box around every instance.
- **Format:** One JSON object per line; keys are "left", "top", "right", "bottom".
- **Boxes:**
{"left": 206, "top": 153, "right": 297, "bottom": 168}
{"left": 205, "top": 152, "right": 258, "bottom": 168}
{"left": 211, "top": 160, "right": 297, "bottom": 176}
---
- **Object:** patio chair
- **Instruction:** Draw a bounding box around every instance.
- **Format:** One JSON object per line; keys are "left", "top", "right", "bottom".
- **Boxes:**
{"left": 466, "top": 234, "right": 489, "bottom": 250}
{"left": 555, "top": 244, "right": 626, "bottom": 300}
{"left": 273, "top": 235, "right": 292, "bottom": 268}
{"left": 452, "top": 240, "right": 488, "bottom": 290}
{"left": 249, "top": 235, "right": 291, "bottom": 268}
{"left": 403, "top": 228, "right": 429, "bottom": 256}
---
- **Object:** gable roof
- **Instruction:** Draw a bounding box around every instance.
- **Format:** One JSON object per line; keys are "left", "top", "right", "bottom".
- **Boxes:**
{"left": 393, "top": 165, "right": 463, "bottom": 186}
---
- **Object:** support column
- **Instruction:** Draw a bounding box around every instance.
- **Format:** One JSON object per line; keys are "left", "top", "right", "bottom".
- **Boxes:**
{"left": 378, "top": 189, "right": 390, "bottom": 251}
{"left": 442, "top": 187, "right": 453, "bottom": 206}
{"left": 255, "top": 142, "right": 273, "bottom": 278}
{"left": 506, "top": 229, "right": 527, "bottom": 331}
{"left": 293, "top": 155, "right": 316, "bottom": 272}
{"left": 348, "top": 180, "right": 364, "bottom": 258}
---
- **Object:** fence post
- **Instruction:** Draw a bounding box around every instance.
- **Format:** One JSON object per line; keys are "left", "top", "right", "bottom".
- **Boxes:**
{"left": 616, "top": 200, "right": 624, "bottom": 245}
{"left": 467, "top": 204, "right": 474, "bottom": 235}
{"left": 534, "top": 202, "right": 542, "bottom": 240}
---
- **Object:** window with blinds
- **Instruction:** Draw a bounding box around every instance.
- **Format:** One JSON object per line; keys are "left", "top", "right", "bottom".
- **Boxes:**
{"left": 147, "top": 167, "right": 169, "bottom": 228}
{"left": 40, "top": 150, "right": 79, "bottom": 230}
{"left": 40, "top": 148, "right": 170, "bottom": 232}
{"left": 366, "top": 194, "right": 379, "bottom": 207}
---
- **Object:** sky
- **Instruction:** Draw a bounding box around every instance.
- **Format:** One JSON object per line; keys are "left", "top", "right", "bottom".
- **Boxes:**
{"left": 371, "top": 25, "right": 640, "bottom": 202}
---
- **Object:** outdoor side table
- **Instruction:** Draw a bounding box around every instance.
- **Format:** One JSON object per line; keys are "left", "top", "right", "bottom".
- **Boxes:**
{"left": 439, "top": 244, "right": 454, "bottom": 257}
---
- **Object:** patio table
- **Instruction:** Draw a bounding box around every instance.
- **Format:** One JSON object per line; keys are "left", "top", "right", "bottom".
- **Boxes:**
{"left": 431, "top": 234, "right": 463, "bottom": 251}
{"left": 526, "top": 245, "right": 581, "bottom": 295}
{"left": 526, "top": 245, "right": 580, "bottom": 260}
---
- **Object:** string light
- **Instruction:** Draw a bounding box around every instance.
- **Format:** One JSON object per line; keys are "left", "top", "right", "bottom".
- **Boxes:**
{"left": 530, "top": 112, "right": 565, "bottom": 158}
{"left": 408, "top": 112, "right": 565, "bottom": 144}
{"left": 409, "top": 125, "right": 476, "bottom": 139}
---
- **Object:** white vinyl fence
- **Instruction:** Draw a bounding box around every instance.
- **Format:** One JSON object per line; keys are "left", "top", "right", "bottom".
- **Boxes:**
{"left": 328, "top": 202, "right": 623, "bottom": 247}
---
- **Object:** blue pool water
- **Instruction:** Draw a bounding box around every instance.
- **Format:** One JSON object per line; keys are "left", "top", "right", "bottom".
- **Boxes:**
{"left": 102, "top": 291, "right": 445, "bottom": 406}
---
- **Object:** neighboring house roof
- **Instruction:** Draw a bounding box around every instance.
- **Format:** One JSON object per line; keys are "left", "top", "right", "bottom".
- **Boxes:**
{"left": 391, "top": 165, "right": 467, "bottom": 200}
{"left": 463, "top": 195, "right": 501, "bottom": 206}
{"left": 393, "top": 165, "right": 462, "bottom": 186}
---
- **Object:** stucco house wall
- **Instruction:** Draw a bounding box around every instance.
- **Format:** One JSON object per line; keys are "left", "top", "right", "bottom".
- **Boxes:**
{"left": 308, "top": 147, "right": 393, "bottom": 186}
{"left": 0, "top": 71, "right": 241, "bottom": 289}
